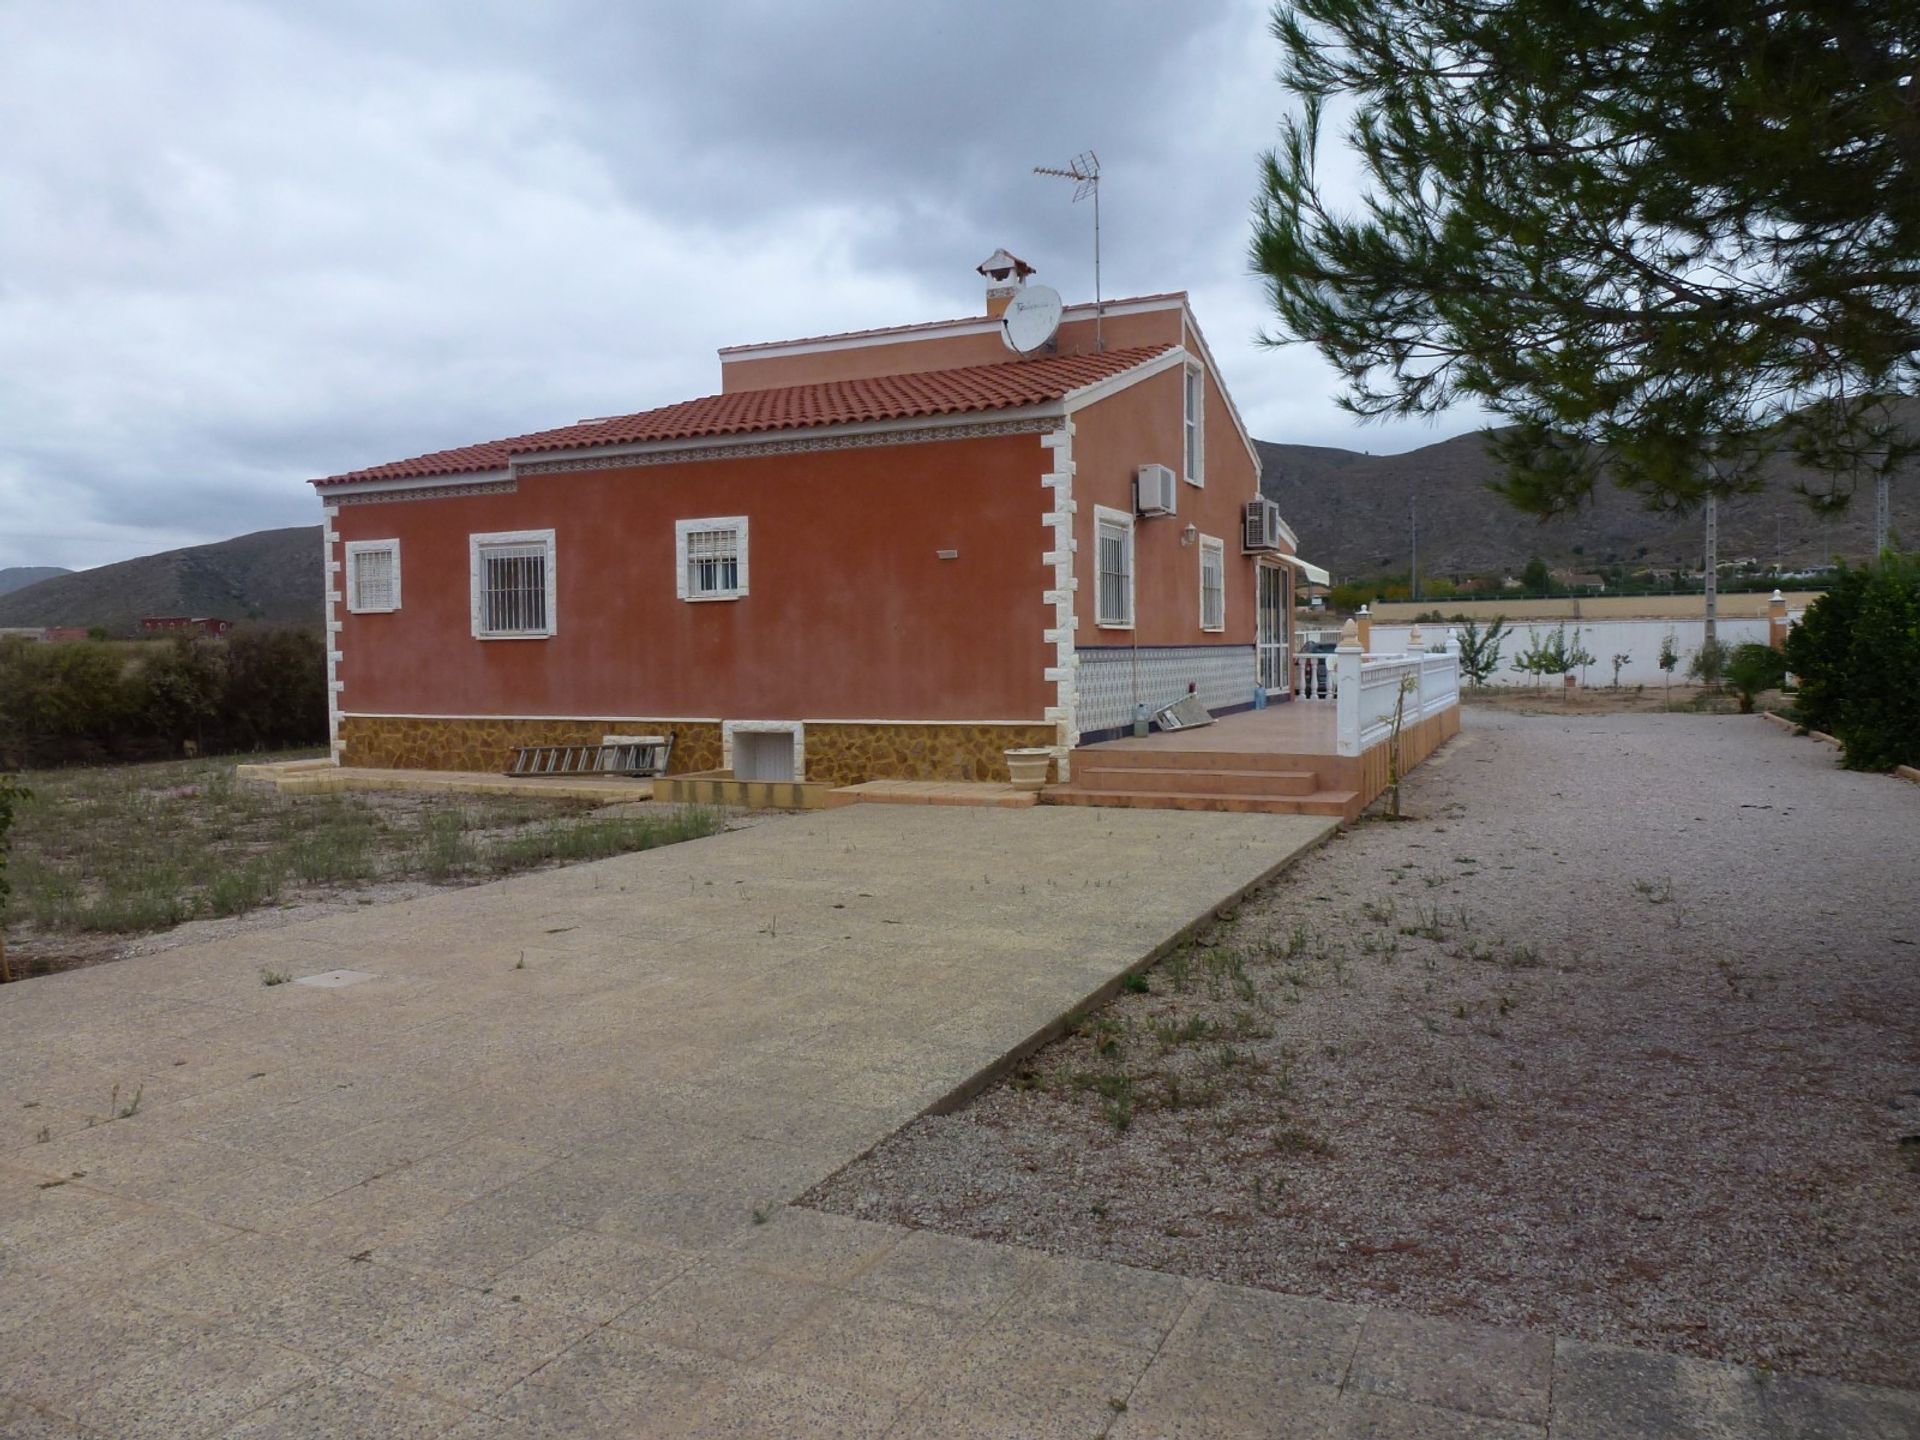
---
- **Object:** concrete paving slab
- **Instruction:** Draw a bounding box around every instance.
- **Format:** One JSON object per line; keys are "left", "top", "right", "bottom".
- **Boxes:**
{"left": 0, "top": 802, "right": 1906, "bottom": 1436}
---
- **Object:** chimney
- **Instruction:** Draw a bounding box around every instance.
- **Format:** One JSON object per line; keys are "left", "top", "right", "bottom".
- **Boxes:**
{"left": 976, "top": 248, "right": 1036, "bottom": 317}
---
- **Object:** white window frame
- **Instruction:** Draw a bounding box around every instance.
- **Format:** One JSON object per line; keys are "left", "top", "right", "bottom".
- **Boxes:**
{"left": 1093, "top": 504, "right": 1135, "bottom": 630}
{"left": 470, "top": 529, "right": 557, "bottom": 640}
{"left": 344, "top": 539, "right": 401, "bottom": 614}
{"left": 1183, "top": 362, "right": 1206, "bottom": 486}
{"left": 675, "top": 516, "right": 749, "bottom": 602}
{"left": 1199, "top": 534, "right": 1225, "bottom": 632}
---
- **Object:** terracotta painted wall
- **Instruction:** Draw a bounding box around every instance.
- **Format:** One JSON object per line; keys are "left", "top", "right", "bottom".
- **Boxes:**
{"left": 1069, "top": 361, "right": 1268, "bottom": 649}
{"left": 330, "top": 431, "right": 1055, "bottom": 725}
{"left": 719, "top": 306, "right": 1183, "bottom": 391}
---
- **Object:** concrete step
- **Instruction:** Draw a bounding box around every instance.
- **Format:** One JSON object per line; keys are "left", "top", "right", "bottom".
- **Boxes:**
{"left": 1069, "top": 746, "right": 1325, "bottom": 774}
{"left": 1074, "top": 765, "right": 1320, "bottom": 798}
{"left": 1042, "top": 785, "right": 1361, "bottom": 820}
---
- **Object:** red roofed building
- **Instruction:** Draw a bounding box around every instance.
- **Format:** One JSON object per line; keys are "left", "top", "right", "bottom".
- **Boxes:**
{"left": 312, "top": 265, "right": 1309, "bottom": 785}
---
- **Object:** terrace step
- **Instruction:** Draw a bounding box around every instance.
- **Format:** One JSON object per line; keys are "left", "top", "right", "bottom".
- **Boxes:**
{"left": 1073, "top": 765, "right": 1320, "bottom": 798}
{"left": 1069, "top": 746, "right": 1324, "bottom": 774}
{"left": 1042, "top": 785, "right": 1361, "bottom": 821}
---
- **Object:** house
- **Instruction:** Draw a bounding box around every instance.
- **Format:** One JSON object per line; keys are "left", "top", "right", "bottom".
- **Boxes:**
{"left": 140, "top": 616, "right": 233, "bottom": 637}
{"left": 311, "top": 258, "right": 1320, "bottom": 787}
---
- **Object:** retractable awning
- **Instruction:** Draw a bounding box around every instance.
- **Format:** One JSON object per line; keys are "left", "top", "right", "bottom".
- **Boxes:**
{"left": 1275, "top": 554, "right": 1331, "bottom": 587}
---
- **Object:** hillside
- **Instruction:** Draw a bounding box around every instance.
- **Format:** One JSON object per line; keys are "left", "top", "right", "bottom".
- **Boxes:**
{"left": 1260, "top": 428, "right": 1914, "bottom": 581}
{"left": 0, "top": 567, "right": 70, "bottom": 597}
{"left": 0, "top": 527, "right": 322, "bottom": 633}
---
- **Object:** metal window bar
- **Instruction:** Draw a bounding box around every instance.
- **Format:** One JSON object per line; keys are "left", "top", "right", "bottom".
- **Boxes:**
{"left": 685, "top": 528, "right": 739, "bottom": 597}
{"left": 1201, "top": 548, "right": 1224, "bottom": 629}
{"left": 1097, "top": 521, "right": 1131, "bottom": 625}
{"left": 481, "top": 544, "right": 548, "bottom": 635}
{"left": 354, "top": 548, "right": 395, "bottom": 610}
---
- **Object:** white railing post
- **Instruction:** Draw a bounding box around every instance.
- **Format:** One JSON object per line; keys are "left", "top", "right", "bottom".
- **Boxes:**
{"left": 1335, "top": 619, "right": 1364, "bottom": 757}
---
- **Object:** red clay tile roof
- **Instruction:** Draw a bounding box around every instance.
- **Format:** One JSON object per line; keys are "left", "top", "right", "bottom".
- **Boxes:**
{"left": 314, "top": 345, "right": 1172, "bottom": 487}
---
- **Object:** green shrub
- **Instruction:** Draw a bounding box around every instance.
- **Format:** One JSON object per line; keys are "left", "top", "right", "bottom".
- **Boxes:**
{"left": 1784, "top": 555, "right": 1920, "bottom": 770}
{"left": 1724, "top": 643, "right": 1786, "bottom": 714}
{"left": 0, "top": 629, "right": 326, "bottom": 768}
{"left": 1688, "top": 636, "right": 1730, "bottom": 685}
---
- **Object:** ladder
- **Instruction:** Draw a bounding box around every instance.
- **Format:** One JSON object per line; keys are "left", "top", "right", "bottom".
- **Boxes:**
{"left": 505, "top": 735, "right": 673, "bottom": 778}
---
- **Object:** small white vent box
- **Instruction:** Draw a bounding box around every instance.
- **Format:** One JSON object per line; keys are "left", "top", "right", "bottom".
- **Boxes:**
{"left": 1135, "top": 464, "right": 1178, "bottom": 517}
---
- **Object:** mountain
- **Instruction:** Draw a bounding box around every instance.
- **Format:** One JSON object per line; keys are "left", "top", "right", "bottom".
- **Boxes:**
{"left": 0, "top": 527, "right": 322, "bottom": 633}
{"left": 0, "top": 567, "right": 69, "bottom": 597}
{"left": 1259, "top": 423, "right": 1915, "bottom": 582}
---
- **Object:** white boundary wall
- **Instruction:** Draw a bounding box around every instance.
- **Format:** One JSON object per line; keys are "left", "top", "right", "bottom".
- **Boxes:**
{"left": 1373, "top": 617, "right": 1770, "bottom": 688}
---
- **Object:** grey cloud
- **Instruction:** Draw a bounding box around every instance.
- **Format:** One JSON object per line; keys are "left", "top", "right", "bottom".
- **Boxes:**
{"left": 0, "top": 0, "right": 1478, "bottom": 571}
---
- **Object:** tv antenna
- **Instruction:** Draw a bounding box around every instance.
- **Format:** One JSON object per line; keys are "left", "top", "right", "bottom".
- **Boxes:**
{"left": 1034, "top": 150, "right": 1101, "bottom": 350}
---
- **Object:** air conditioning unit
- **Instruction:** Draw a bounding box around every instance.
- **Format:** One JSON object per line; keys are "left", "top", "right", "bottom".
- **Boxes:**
{"left": 1135, "top": 464, "right": 1177, "bottom": 517}
{"left": 1244, "top": 498, "right": 1283, "bottom": 551}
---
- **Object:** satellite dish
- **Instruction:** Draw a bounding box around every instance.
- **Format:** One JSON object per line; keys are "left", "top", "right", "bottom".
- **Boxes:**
{"left": 1001, "top": 284, "right": 1063, "bottom": 354}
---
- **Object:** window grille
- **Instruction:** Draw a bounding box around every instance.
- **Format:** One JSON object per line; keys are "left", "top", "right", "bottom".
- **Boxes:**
{"left": 346, "top": 541, "right": 400, "bottom": 613}
{"left": 1096, "top": 510, "right": 1133, "bottom": 627}
{"left": 675, "top": 517, "right": 748, "bottom": 600}
{"left": 471, "top": 531, "right": 555, "bottom": 637}
{"left": 1200, "top": 537, "right": 1225, "bottom": 630}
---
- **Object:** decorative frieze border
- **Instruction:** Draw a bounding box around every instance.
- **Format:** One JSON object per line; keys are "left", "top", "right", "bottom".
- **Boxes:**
{"left": 515, "top": 417, "right": 1056, "bottom": 476}
{"left": 333, "top": 479, "right": 517, "bottom": 507}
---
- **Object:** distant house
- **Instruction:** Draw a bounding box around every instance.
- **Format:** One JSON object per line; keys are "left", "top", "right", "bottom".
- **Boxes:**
{"left": 310, "top": 256, "right": 1319, "bottom": 785}
{"left": 140, "top": 616, "right": 233, "bottom": 637}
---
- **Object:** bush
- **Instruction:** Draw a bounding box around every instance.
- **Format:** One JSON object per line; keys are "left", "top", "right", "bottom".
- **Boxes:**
{"left": 0, "top": 629, "right": 327, "bottom": 769}
{"left": 1688, "top": 636, "right": 1730, "bottom": 685}
{"left": 1724, "top": 643, "right": 1786, "bottom": 714}
{"left": 1784, "top": 555, "right": 1920, "bottom": 770}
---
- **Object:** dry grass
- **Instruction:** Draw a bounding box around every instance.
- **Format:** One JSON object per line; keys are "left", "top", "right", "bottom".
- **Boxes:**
{"left": 1464, "top": 681, "right": 1741, "bottom": 715}
{"left": 4, "top": 753, "right": 723, "bottom": 978}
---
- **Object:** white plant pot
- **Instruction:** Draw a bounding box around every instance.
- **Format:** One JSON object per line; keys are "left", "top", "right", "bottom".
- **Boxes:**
{"left": 1004, "top": 747, "right": 1054, "bottom": 790}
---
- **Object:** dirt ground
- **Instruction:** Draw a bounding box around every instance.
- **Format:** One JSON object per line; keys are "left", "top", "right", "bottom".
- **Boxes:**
{"left": 1464, "top": 681, "right": 1745, "bottom": 715}
{"left": 808, "top": 708, "right": 1920, "bottom": 1390}
{"left": 3, "top": 755, "right": 731, "bottom": 981}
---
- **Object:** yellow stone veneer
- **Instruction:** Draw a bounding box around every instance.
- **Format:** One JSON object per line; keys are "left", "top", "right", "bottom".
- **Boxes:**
{"left": 803, "top": 722, "right": 1056, "bottom": 786}
{"left": 338, "top": 717, "right": 723, "bottom": 774}
{"left": 338, "top": 716, "right": 1056, "bottom": 785}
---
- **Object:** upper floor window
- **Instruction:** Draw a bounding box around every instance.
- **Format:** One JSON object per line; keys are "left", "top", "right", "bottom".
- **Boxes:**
{"left": 676, "top": 516, "right": 749, "bottom": 601}
{"left": 1199, "top": 535, "right": 1225, "bottom": 631}
{"left": 1184, "top": 363, "right": 1206, "bottom": 485}
{"left": 1094, "top": 505, "right": 1134, "bottom": 629}
{"left": 471, "top": 529, "right": 556, "bottom": 638}
{"left": 345, "top": 540, "right": 401, "bottom": 614}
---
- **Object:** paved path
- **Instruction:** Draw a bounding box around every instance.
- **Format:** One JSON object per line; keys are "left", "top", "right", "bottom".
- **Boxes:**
{"left": 1, "top": 803, "right": 1912, "bottom": 1437}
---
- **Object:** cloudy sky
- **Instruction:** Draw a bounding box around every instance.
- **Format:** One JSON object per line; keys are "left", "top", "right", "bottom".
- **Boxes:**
{"left": 0, "top": 0, "right": 1479, "bottom": 572}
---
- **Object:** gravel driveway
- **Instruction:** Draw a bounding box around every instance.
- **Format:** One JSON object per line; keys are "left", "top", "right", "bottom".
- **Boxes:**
{"left": 808, "top": 707, "right": 1920, "bottom": 1390}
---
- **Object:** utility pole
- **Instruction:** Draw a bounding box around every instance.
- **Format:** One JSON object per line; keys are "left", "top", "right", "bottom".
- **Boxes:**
{"left": 1409, "top": 491, "right": 1419, "bottom": 602}
{"left": 1876, "top": 472, "right": 1891, "bottom": 556}
{"left": 1703, "top": 492, "right": 1719, "bottom": 647}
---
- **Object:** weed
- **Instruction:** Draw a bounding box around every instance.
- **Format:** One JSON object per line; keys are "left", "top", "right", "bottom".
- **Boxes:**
{"left": 1120, "top": 972, "right": 1150, "bottom": 995}
{"left": 1152, "top": 1015, "right": 1221, "bottom": 1050}
{"left": 751, "top": 1203, "right": 773, "bottom": 1225}
{"left": 115, "top": 1084, "right": 142, "bottom": 1120}
{"left": 1070, "top": 1069, "right": 1136, "bottom": 1131}
{"left": 1228, "top": 1009, "right": 1275, "bottom": 1041}
{"left": 1633, "top": 876, "right": 1676, "bottom": 905}
{"left": 1284, "top": 923, "right": 1312, "bottom": 958}
{"left": 1163, "top": 950, "right": 1192, "bottom": 991}
{"left": 259, "top": 967, "right": 291, "bottom": 987}
{"left": 206, "top": 860, "right": 280, "bottom": 919}
{"left": 1270, "top": 1126, "right": 1332, "bottom": 1157}
{"left": 1090, "top": 1018, "right": 1127, "bottom": 1058}
{"left": 36, "top": 1125, "right": 49, "bottom": 1142}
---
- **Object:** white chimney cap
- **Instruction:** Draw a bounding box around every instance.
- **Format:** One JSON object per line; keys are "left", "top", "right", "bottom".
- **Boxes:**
{"left": 976, "top": 248, "right": 1035, "bottom": 284}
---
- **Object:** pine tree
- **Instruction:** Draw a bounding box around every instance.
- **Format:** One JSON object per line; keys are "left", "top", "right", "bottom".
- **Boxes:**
{"left": 1253, "top": 1, "right": 1920, "bottom": 519}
